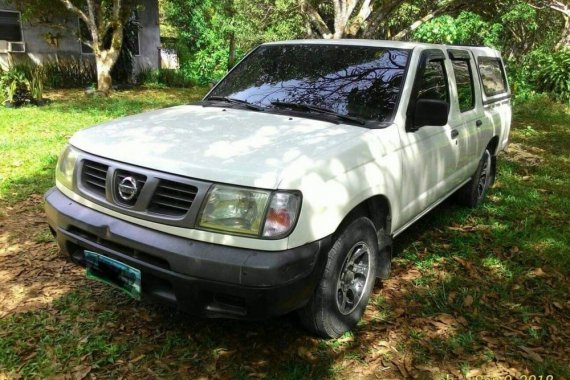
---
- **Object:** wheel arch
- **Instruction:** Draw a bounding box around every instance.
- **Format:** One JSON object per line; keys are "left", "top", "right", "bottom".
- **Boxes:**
{"left": 334, "top": 194, "right": 392, "bottom": 238}
{"left": 487, "top": 135, "right": 500, "bottom": 156}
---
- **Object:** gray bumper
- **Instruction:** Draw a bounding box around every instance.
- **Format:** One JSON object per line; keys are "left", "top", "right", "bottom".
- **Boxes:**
{"left": 45, "top": 187, "right": 330, "bottom": 319}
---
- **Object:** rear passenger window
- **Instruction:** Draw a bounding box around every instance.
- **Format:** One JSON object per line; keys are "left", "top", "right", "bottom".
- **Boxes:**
{"left": 451, "top": 60, "right": 475, "bottom": 112}
{"left": 418, "top": 60, "right": 449, "bottom": 103}
{"left": 478, "top": 57, "right": 508, "bottom": 97}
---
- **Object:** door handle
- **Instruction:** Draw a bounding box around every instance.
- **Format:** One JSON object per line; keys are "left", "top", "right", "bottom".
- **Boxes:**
{"left": 451, "top": 129, "right": 459, "bottom": 139}
{"left": 476, "top": 120, "right": 483, "bottom": 127}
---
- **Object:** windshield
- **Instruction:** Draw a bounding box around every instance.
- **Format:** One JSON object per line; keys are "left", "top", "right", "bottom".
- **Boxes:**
{"left": 208, "top": 44, "right": 410, "bottom": 123}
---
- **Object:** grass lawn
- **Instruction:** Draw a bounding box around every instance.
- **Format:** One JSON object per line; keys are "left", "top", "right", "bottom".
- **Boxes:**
{"left": 0, "top": 87, "right": 208, "bottom": 205}
{"left": 0, "top": 89, "right": 569, "bottom": 379}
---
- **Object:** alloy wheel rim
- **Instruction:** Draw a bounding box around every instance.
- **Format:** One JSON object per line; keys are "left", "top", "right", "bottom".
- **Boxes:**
{"left": 336, "top": 241, "right": 371, "bottom": 315}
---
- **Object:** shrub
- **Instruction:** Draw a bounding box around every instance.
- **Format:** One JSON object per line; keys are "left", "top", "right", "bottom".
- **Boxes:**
{"left": 11, "top": 62, "right": 45, "bottom": 102}
{"left": 534, "top": 48, "right": 570, "bottom": 103}
{"left": 514, "top": 92, "right": 570, "bottom": 123}
{"left": 43, "top": 57, "right": 96, "bottom": 89}
{"left": 29, "top": 65, "right": 45, "bottom": 101}
{"left": 136, "top": 68, "right": 196, "bottom": 88}
{"left": 136, "top": 68, "right": 162, "bottom": 88}
{"left": 0, "top": 67, "right": 32, "bottom": 107}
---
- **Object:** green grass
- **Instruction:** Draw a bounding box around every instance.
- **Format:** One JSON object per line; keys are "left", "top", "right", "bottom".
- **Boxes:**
{"left": 0, "top": 90, "right": 569, "bottom": 378}
{"left": 0, "top": 87, "right": 208, "bottom": 204}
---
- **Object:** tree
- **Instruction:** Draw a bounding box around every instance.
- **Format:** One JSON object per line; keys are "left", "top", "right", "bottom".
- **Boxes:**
{"left": 58, "top": 0, "right": 139, "bottom": 93}
{"left": 300, "top": 0, "right": 468, "bottom": 40}
{"left": 163, "top": 0, "right": 304, "bottom": 83}
{"left": 529, "top": 1, "right": 569, "bottom": 49}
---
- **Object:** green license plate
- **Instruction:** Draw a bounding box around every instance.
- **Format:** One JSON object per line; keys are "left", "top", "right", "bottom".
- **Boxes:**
{"left": 84, "top": 250, "right": 141, "bottom": 300}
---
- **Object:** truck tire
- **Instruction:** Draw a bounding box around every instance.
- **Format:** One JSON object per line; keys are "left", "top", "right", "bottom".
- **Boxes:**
{"left": 456, "top": 148, "right": 493, "bottom": 208}
{"left": 298, "top": 217, "right": 378, "bottom": 338}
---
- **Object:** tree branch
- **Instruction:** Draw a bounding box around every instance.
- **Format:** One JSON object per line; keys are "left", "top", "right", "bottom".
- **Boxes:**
{"left": 113, "top": 0, "right": 122, "bottom": 21}
{"left": 346, "top": 0, "right": 372, "bottom": 36}
{"left": 59, "top": 0, "right": 89, "bottom": 24}
{"left": 362, "top": 0, "right": 404, "bottom": 38}
{"left": 302, "top": 1, "right": 333, "bottom": 38}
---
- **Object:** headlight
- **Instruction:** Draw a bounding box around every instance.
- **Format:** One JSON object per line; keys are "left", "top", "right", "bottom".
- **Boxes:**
{"left": 198, "top": 185, "right": 271, "bottom": 236}
{"left": 56, "top": 145, "right": 78, "bottom": 189}
{"left": 198, "top": 185, "right": 301, "bottom": 238}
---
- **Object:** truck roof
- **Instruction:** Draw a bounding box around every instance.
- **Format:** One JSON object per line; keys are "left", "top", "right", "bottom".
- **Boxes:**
{"left": 262, "top": 39, "right": 502, "bottom": 58}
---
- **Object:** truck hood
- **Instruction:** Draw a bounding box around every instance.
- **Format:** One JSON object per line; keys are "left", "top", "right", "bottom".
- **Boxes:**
{"left": 70, "top": 105, "right": 373, "bottom": 189}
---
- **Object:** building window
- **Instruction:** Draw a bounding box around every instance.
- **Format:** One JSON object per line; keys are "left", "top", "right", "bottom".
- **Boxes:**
{"left": 0, "top": 10, "right": 23, "bottom": 42}
{"left": 131, "top": 10, "right": 140, "bottom": 56}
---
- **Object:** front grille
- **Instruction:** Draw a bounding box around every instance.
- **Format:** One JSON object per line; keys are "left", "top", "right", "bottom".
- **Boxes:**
{"left": 75, "top": 155, "right": 208, "bottom": 227}
{"left": 81, "top": 160, "right": 109, "bottom": 196}
{"left": 149, "top": 179, "right": 198, "bottom": 216}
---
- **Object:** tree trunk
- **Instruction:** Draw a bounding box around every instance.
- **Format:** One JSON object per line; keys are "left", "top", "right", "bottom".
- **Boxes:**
{"left": 58, "top": 0, "right": 129, "bottom": 94}
{"left": 95, "top": 48, "right": 120, "bottom": 94}
{"left": 556, "top": 13, "right": 570, "bottom": 49}
{"left": 228, "top": 32, "right": 236, "bottom": 70}
{"left": 96, "top": 58, "right": 113, "bottom": 93}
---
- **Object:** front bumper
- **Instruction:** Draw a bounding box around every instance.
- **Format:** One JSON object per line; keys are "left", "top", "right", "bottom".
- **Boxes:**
{"left": 45, "top": 187, "right": 330, "bottom": 319}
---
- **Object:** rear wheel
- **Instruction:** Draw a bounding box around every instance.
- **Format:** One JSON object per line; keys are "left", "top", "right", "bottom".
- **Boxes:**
{"left": 456, "top": 148, "right": 494, "bottom": 208}
{"left": 298, "top": 217, "right": 378, "bottom": 338}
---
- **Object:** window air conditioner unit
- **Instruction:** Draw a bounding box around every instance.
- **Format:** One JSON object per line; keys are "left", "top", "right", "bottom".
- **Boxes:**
{"left": 8, "top": 42, "right": 26, "bottom": 53}
{"left": 0, "top": 40, "right": 9, "bottom": 53}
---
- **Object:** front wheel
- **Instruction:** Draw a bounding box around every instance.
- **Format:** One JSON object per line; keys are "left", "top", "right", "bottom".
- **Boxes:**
{"left": 298, "top": 217, "right": 378, "bottom": 338}
{"left": 456, "top": 148, "right": 494, "bottom": 208}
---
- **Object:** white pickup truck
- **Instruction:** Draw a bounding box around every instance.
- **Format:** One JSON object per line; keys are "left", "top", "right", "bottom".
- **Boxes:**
{"left": 45, "top": 40, "right": 511, "bottom": 338}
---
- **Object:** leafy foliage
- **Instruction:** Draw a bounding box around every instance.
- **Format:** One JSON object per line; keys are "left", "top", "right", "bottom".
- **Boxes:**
{"left": 29, "top": 66, "right": 45, "bottom": 101}
{"left": 411, "top": 1, "right": 568, "bottom": 102}
{"left": 413, "top": 11, "right": 501, "bottom": 46}
{"left": 0, "top": 68, "right": 31, "bottom": 107}
{"left": 163, "top": 0, "right": 304, "bottom": 84}
{"left": 42, "top": 58, "right": 96, "bottom": 89}
{"left": 136, "top": 68, "right": 197, "bottom": 88}
{"left": 534, "top": 48, "right": 570, "bottom": 103}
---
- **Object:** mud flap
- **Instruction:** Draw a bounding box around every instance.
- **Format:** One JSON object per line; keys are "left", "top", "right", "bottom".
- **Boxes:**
{"left": 376, "top": 229, "right": 392, "bottom": 280}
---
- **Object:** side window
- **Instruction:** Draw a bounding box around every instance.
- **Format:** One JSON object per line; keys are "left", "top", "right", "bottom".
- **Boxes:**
{"left": 478, "top": 57, "right": 507, "bottom": 97}
{"left": 417, "top": 60, "right": 449, "bottom": 103}
{"left": 451, "top": 59, "right": 475, "bottom": 112}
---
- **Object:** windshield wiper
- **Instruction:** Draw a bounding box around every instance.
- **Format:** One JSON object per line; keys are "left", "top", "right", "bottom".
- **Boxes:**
{"left": 205, "top": 96, "right": 265, "bottom": 111}
{"left": 270, "top": 101, "right": 366, "bottom": 126}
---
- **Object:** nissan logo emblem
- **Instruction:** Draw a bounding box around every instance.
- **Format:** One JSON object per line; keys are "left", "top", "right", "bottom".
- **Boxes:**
{"left": 118, "top": 176, "right": 138, "bottom": 201}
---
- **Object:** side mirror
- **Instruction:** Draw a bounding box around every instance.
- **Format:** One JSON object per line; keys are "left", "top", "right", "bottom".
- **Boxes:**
{"left": 413, "top": 99, "right": 449, "bottom": 128}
